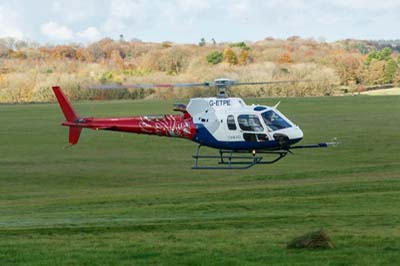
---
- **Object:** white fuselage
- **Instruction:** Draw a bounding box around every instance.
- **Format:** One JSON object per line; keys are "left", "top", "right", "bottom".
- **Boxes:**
{"left": 187, "top": 97, "right": 303, "bottom": 147}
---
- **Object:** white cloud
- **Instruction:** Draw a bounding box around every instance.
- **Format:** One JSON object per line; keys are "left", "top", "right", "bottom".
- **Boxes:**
{"left": 41, "top": 21, "right": 74, "bottom": 41}
{"left": 103, "top": 0, "right": 147, "bottom": 34}
{"left": 0, "top": 5, "right": 24, "bottom": 39}
{"left": 228, "top": 0, "right": 252, "bottom": 19}
{"left": 175, "top": 0, "right": 210, "bottom": 11}
{"left": 77, "top": 26, "right": 101, "bottom": 41}
{"left": 264, "top": 0, "right": 307, "bottom": 9}
{"left": 3, "top": 0, "right": 400, "bottom": 44}
{"left": 329, "top": 0, "right": 400, "bottom": 9}
{"left": 51, "top": 0, "right": 98, "bottom": 23}
{"left": 109, "top": 0, "right": 146, "bottom": 19}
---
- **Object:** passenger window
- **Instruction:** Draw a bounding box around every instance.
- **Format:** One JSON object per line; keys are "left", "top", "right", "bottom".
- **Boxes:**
{"left": 237, "top": 114, "right": 264, "bottom": 132}
{"left": 227, "top": 115, "right": 237, "bottom": 130}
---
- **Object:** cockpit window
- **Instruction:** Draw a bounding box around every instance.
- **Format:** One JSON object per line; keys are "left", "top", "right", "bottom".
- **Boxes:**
{"left": 261, "top": 110, "right": 292, "bottom": 131}
{"left": 237, "top": 114, "right": 264, "bottom": 132}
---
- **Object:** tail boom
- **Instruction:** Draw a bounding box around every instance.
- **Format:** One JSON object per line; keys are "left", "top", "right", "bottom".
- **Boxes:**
{"left": 53, "top": 86, "right": 196, "bottom": 145}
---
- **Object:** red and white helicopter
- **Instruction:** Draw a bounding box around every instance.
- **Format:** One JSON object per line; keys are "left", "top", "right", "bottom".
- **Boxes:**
{"left": 53, "top": 78, "right": 337, "bottom": 169}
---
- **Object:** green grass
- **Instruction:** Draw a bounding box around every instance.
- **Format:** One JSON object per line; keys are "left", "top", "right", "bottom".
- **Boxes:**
{"left": 0, "top": 95, "right": 400, "bottom": 265}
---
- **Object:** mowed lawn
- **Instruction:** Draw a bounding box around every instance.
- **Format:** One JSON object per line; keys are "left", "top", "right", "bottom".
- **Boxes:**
{"left": 0, "top": 95, "right": 400, "bottom": 266}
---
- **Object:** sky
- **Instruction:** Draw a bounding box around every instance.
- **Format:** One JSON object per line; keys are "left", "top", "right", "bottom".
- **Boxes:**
{"left": 0, "top": 0, "right": 399, "bottom": 44}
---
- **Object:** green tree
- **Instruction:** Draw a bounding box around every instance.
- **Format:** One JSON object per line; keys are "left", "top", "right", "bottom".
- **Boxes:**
{"left": 366, "top": 50, "right": 378, "bottom": 65}
{"left": 366, "top": 48, "right": 392, "bottom": 65}
{"left": 206, "top": 51, "right": 223, "bottom": 64}
{"left": 378, "top": 47, "right": 392, "bottom": 61}
{"left": 199, "top": 38, "right": 206, "bottom": 47}
{"left": 356, "top": 43, "right": 368, "bottom": 55}
{"left": 230, "top": 42, "right": 250, "bottom": 51}
{"left": 384, "top": 59, "right": 397, "bottom": 83}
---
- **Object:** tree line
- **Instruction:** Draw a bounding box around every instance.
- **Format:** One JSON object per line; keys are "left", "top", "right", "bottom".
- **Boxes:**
{"left": 0, "top": 36, "right": 399, "bottom": 102}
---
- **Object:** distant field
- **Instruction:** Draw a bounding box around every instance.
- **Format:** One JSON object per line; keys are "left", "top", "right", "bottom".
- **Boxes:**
{"left": 361, "top": 88, "right": 400, "bottom": 96}
{"left": 1, "top": 95, "right": 400, "bottom": 266}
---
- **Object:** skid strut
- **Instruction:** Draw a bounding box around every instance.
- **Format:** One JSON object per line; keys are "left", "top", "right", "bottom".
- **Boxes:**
{"left": 192, "top": 145, "right": 287, "bottom": 169}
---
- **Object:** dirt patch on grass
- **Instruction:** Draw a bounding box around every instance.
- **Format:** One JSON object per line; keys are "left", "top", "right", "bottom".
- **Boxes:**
{"left": 287, "top": 230, "right": 334, "bottom": 249}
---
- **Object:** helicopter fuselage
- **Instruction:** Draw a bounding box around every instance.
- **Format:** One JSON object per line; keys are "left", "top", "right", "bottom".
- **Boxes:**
{"left": 187, "top": 97, "right": 303, "bottom": 150}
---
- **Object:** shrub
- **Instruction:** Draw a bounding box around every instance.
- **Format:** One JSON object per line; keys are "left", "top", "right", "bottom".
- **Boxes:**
{"left": 206, "top": 51, "right": 223, "bottom": 65}
{"left": 223, "top": 48, "right": 238, "bottom": 65}
{"left": 230, "top": 42, "right": 250, "bottom": 51}
{"left": 100, "top": 71, "right": 113, "bottom": 84}
{"left": 162, "top": 41, "right": 173, "bottom": 48}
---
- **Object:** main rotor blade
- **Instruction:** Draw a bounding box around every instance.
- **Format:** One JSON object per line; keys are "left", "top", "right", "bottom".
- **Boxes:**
{"left": 231, "top": 79, "right": 320, "bottom": 86}
{"left": 89, "top": 82, "right": 210, "bottom": 90}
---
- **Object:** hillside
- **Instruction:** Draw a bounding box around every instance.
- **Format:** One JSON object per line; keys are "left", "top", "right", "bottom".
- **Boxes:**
{"left": 0, "top": 37, "right": 400, "bottom": 102}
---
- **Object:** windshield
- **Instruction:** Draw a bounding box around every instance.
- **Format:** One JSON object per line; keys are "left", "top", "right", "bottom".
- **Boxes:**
{"left": 261, "top": 110, "right": 292, "bottom": 131}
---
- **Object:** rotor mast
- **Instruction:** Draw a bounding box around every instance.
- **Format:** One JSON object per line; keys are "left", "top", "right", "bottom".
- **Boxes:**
{"left": 214, "top": 78, "right": 233, "bottom": 98}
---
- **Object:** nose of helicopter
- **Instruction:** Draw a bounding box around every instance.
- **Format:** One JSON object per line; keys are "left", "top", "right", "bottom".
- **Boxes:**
{"left": 292, "top": 126, "right": 304, "bottom": 143}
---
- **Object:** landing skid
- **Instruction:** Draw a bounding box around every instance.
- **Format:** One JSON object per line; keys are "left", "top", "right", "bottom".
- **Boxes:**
{"left": 192, "top": 145, "right": 287, "bottom": 170}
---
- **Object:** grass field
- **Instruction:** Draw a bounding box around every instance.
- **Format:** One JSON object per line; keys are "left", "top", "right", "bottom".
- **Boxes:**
{"left": 1, "top": 95, "right": 400, "bottom": 265}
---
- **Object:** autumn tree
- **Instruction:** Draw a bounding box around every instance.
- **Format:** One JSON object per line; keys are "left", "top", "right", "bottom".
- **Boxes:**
{"left": 87, "top": 42, "right": 105, "bottom": 61}
{"left": 110, "top": 49, "right": 124, "bottom": 69}
{"left": 238, "top": 49, "right": 251, "bottom": 65}
{"left": 50, "top": 45, "right": 77, "bottom": 60}
{"left": 76, "top": 48, "right": 94, "bottom": 62}
{"left": 277, "top": 52, "right": 293, "bottom": 64}
{"left": 333, "top": 54, "right": 363, "bottom": 85}
{"left": 223, "top": 48, "right": 238, "bottom": 65}
{"left": 8, "top": 50, "right": 27, "bottom": 59}
{"left": 364, "top": 60, "right": 386, "bottom": 85}
{"left": 148, "top": 47, "right": 190, "bottom": 74}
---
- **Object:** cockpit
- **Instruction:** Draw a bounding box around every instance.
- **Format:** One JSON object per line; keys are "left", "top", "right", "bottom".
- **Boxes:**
{"left": 235, "top": 110, "right": 292, "bottom": 133}
{"left": 224, "top": 108, "right": 296, "bottom": 142}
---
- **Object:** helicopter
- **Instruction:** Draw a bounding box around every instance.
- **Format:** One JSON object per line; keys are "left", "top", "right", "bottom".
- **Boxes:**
{"left": 52, "top": 78, "right": 337, "bottom": 169}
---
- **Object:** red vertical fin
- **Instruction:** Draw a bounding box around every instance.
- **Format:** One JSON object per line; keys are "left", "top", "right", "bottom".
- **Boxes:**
{"left": 53, "top": 86, "right": 82, "bottom": 145}
{"left": 69, "top": 127, "right": 82, "bottom": 145}
{"left": 52, "top": 86, "right": 78, "bottom": 122}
